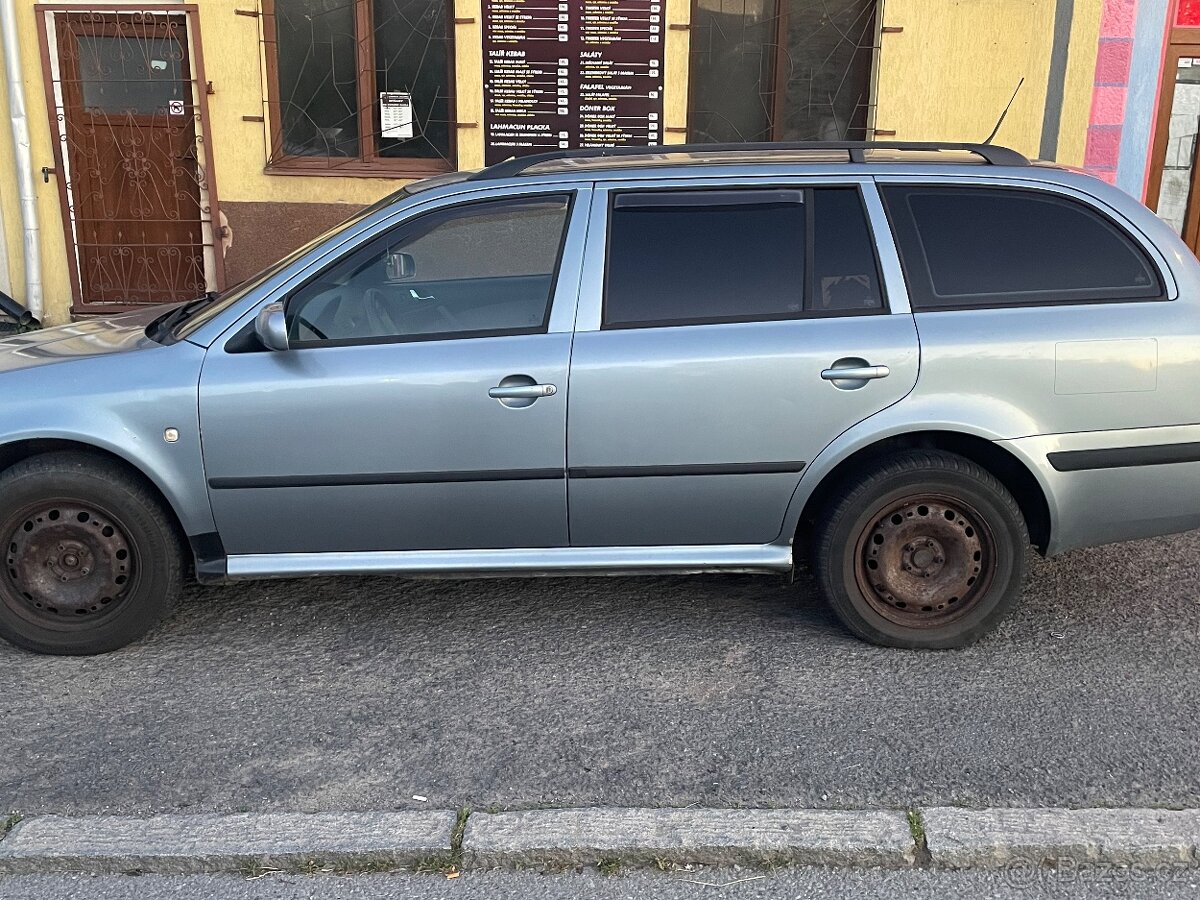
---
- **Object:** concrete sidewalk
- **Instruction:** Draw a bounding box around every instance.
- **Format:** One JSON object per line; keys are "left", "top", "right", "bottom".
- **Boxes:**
{"left": 1, "top": 806, "right": 1197, "bottom": 876}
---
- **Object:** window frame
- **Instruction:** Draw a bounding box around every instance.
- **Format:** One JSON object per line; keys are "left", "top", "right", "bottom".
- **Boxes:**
{"left": 280, "top": 192, "right": 576, "bottom": 349}
{"left": 880, "top": 182, "right": 1171, "bottom": 312}
{"left": 599, "top": 184, "right": 889, "bottom": 331}
{"left": 261, "top": 0, "right": 456, "bottom": 178}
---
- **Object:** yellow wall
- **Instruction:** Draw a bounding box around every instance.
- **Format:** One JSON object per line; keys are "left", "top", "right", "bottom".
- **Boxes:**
{"left": 0, "top": 34, "right": 16, "bottom": 302}
{"left": 665, "top": 0, "right": 691, "bottom": 142}
{"left": 874, "top": 0, "right": 1102, "bottom": 165}
{"left": 1058, "top": 0, "right": 1104, "bottom": 166}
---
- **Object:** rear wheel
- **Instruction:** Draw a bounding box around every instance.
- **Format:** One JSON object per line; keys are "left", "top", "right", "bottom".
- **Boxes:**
{"left": 0, "top": 453, "right": 182, "bottom": 655}
{"left": 812, "top": 450, "right": 1028, "bottom": 649}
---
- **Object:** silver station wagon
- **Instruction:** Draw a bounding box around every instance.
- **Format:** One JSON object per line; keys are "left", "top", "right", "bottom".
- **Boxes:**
{"left": 2, "top": 141, "right": 1198, "bottom": 655}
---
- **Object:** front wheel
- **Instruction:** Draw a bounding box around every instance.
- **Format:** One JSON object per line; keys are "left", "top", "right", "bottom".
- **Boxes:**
{"left": 812, "top": 450, "right": 1028, "bottom": 649}
{"left": 0, "top": 453, "right": 183, "bottom": 655}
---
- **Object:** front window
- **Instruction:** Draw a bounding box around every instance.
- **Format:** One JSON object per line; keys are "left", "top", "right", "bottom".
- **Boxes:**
{"left": 286, "top": 195, "right": 573, "bottom": 345}
{"left": 266, "top": 0, "right": 454, "bottom": 175}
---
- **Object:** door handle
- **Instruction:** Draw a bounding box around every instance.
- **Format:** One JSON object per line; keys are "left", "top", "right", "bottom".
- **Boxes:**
{"left": 821, "top": 365, "right": 890, "bottom": 381}
{"left": 489, "top": 383, "right": 557, "bottom": 399}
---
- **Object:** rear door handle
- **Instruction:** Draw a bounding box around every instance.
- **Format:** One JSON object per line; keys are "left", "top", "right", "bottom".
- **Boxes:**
{"left": 489, "top": 383, "right": 557, "bottom": 399}
{"left": 821, "top": 365, "right": 890, "bottom": 381}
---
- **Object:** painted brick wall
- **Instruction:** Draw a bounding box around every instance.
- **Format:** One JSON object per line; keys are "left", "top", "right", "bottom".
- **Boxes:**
{"left": 1085, "top": 0, "right": 1139, "bottom": 183}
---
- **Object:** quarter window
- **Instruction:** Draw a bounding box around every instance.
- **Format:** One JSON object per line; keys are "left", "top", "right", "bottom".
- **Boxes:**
{"left": 882, "top": 186, "right": 1164, "bottom": 310}
{"left": 603, "top": 187, "right": 883, "bottom": 329}
{"left": 813, "top": 188, "right": 886, "bottom": 312}
{"left": 286, "top": 195, "right": 571, "bottom": 345}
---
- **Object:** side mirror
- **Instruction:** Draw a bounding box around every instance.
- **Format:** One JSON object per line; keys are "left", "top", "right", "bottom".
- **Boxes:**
{"left": 386, "top": 250, "right": 416, "bottom": 281}
{"left": 254, "top": 301, "right": 290, "bottom": 351}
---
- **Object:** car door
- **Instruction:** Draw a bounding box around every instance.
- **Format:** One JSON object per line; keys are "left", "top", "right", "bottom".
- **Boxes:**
{"left": 566, "top": 177, "right": 920, "bottom": 546}
{"left": 198, "top": 186, "right": 589, "bottom": 555}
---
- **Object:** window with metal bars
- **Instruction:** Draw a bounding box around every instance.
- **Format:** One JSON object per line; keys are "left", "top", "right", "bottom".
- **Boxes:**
{"left": 264, "top": 0, "right": 455, "bottom": 175}
{"left": 687, "top": 0, "right": 879, "bottom": 145}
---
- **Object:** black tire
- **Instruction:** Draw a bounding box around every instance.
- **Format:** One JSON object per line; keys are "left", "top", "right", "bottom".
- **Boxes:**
{"left": 812, "top": 450, "right": 1028, "bottom": 649}
{"left": 0, "top": 452, "right": 183, "bottom": 655}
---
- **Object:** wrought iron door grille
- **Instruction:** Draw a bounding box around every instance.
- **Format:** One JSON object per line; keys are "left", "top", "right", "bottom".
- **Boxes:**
{"left": 40, "top": 7, "right": 223, "bottom": 311}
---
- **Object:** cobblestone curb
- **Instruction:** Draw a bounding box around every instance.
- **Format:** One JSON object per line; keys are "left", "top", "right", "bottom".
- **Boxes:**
{"left": 922, "top": 807, "right": 1200, "bottom": 868}
{"left": 0, "top": 811, "right": 455, "bottom": 875}
{"left": 462, "top": 807, "right": 915, "bottom": 868}
{"left": 1, "top": 807, "right": 1198, "bottom": 875}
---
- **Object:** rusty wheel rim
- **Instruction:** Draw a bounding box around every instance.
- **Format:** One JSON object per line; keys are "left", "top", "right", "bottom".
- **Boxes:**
{"left": 853, "top": 493, "right": 996, "bottom": 628}
{"left": 2, "top": 501, "right": 137, "bottom": 628}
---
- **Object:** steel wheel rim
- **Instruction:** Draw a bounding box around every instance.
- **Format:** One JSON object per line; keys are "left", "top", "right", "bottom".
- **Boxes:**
{"left": 1, "top": 500, "right": 138, "bottom": 629}
{"left": 852, "top": 492, "right": 997, "bottom": 628}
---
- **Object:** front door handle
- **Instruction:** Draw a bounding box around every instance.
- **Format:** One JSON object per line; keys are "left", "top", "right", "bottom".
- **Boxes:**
{"left": 820, "top": 365, "right": 890, "bottom": 381}
{"left": 489, "top": 383, "right": 557, "bottom": 399}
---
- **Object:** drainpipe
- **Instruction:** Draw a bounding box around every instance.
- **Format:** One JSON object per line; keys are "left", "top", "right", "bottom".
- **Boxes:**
{"left": 1, "top": 0, "right": 45, "bottom": 323}
{"left": 0, "top": 290, "right": 35, "bottom": 327}
{"left": 0, "top": 150, "right": 10, "bottom": 296}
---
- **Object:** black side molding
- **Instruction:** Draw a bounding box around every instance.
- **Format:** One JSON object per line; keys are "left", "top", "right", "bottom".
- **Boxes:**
{"left": 568, "top": 461, "right": 806, "bottom": 479}
{"left": 1047, "top": 442, "right": 1200, "bottom": 472}
{"left": 208, "top": 468, "right": 566, "bottom": 490}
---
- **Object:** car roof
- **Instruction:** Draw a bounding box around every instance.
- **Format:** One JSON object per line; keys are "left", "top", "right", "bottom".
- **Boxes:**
{"left": 402, "top": 142, "right": 1078, "bottom": 198}
{"left": 472, "top": 141, "right": 1038, "bottom": 179}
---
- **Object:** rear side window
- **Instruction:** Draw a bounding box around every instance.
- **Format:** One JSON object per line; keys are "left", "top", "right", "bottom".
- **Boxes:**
{"left": 882, "top": 186, "right": 1164, "bottom": 310}
{"left": 603, "top": 187, "right": 883, "bottom": 329}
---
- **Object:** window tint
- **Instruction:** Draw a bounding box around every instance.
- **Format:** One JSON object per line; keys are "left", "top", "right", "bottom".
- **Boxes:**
{"left": 605, "top": 190, "right": 806, "bottom": 328}
{"left": 603, "top": 187, "right": 883, "bottom": 328}
{"left": 882, "top": 186, "right": 1163, "bottom": 310}
{"left": 813, "top": 188, "right": 884, "bottom": 312}
{"left": 286, "top": 195, "right": 570, "bottom": 345}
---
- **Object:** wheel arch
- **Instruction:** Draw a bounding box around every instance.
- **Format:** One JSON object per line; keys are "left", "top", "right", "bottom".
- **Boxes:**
{"left": 0, "top": 438, "right": 203, "bottom": 571}
{"left": 791, "top": 430, "right": 1053, "bottom": 560}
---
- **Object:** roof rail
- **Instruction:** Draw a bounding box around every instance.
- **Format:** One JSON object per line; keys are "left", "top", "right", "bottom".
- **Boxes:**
{"left": 468, "top": 141, "right": 1031, "bottom": 180}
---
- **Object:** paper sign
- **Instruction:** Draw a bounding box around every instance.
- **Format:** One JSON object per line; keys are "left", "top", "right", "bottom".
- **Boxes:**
{"left": 168, "top": 99, "right": 185, "bottom": 116}
{"left": 380, "top": 92, "right": 414, "bottom": 139}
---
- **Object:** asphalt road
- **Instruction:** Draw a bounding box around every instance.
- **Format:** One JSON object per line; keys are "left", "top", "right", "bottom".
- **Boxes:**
{"left": 4, "top": 867, "right": 1200, "bottom": 900}
{"left": 2, "top": 531, "right": 1199, "bottom": 816}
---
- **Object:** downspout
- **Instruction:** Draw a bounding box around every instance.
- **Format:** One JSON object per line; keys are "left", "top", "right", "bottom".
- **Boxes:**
{"left": 1, "top": 0, "right": 45, "bottom": 322}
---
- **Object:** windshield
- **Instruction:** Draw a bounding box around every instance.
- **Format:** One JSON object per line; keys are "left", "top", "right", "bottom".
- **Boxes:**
{"left": 170, "top": 186, "right": 414, "bottom": 341}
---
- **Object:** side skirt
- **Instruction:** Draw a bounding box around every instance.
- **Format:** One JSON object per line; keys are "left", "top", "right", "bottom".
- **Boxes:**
{"left": 223, "top": 544, "right": 795, "bottom": 580}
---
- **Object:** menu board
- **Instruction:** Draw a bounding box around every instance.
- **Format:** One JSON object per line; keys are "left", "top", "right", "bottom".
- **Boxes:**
{"left": 482, "top": 0, "right": 665, "bottom": 165}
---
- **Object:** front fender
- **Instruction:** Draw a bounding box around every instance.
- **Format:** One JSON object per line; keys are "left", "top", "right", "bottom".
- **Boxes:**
{"left": 0, "top": 341, "right": 215, "bottom": 537}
